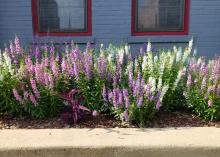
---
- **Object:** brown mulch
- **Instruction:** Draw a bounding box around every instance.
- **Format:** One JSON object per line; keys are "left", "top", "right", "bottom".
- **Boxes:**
{"left": 151, "top": 111, "right": 220, "bottom": 128}
{"left": 0, "top": 111, "right": 220, "bottom": 129}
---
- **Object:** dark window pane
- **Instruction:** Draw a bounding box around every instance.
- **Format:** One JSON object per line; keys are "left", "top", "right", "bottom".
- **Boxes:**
{"left": 136, "top": 0, "right": 185, "bottom": 32}
{"left": 38, "top": 0, "right": 87, "bottom": 33}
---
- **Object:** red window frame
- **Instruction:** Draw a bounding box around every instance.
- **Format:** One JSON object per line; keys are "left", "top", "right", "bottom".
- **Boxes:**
{"left": 32, "top": 0, "right": 92, "bottom": 36}
{"left": 131, "top": 0, "right": 190, "bottom": 36}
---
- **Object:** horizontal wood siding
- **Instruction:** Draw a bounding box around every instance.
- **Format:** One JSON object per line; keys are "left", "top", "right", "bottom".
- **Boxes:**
{"left": 0, "top": 0, "right": 220, "bottom": 57}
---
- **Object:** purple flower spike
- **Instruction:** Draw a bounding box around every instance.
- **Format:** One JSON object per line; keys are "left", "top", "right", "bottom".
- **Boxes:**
{"left": 30, "top": 79, "right": 40, "bottom": 99}
{"left": 128, "top": 67, "right": 133, "bottom": 89}
{"left": 84, "top": 53, "right": 93, "bottom": 79}
{"left": 133, "top": 72, "right": 142, "bottom": 96}
{"left": 34, "top": 47, "right": 41, "bottom": 59}
{"left": 86, "top": 42, "right": 92, "bottom": 53}
{"left": 140, "top": 48, "right": 144, "bottom": 55}
{"left": 97, "top": 57, "right": 107, "bottom": 79}
{"left": 61, "top": 58, "right": 68, "bottom": 73}
{"left": 43, "top": 44, "right": 48, "bottom": 53}
{"left": 137, "top": 96, "right": 143, "bottom": 107}
{"left": 113, "top": 88, "right": 119, "bottom": 108}
{"left": 113, "top": 75, "right": 118, "bottom": 88}
{"left": 50, "top": 44, "right": 55, "bottom": 57}
{"left": 29, "top": 93, "right": 38, "bottom": 106}
{"left": 123, "top": 110, "right": 129, "bottom": 122}
{"left": 51, "top": 60, "right": 59, "bottom": 78}
{"left": 14, "top": 36, "right": 22, "bottom": 54}
{"left": 108, "top": 91, "right": 113, "bottom": 102}
{"left": 118, "top": 91, "right": 123, "bottom": 106}
{"left": 149, "top": 95, "right": 154, "bottom": 101}
{"left": 43, "top": 72, "right": 49, "bottom": 86}
{"left": 73, "top": 62, "right": 80, "bottom": 80}
{"left": 143, "top": 43, "right": 147, "bottom": 52}
{"left": 123, "top": 89, "right": 130, "bottom": 108}
{"left": 48, "top": 74, "right": 54, "bottom": 89}
{"left": 156, "top": 101, "right": 161, "bottom": 110}
{"left": 157, "top": 91, "right": 161, "bottom": 99}
{"left": 13, "top": 89, "right": 23, "bottom": 104}
{"left": 200, "top": 63, "right": 208, "bottom": 76}
{"left": 25, "top": 57, "right": 34, "bottom": 74}
{"left": 9, "top": 41, "right": 15, "bottom": 58}
{"left": 44, "top": 58, "right": 49, "bottom": 67}
{"left": 145, "top": 84, "right": 151, "bottom": 96}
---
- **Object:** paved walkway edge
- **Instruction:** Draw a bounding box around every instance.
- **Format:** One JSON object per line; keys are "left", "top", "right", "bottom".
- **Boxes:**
{"left": 0, "top": 127, "right": 220, "bottom": 157}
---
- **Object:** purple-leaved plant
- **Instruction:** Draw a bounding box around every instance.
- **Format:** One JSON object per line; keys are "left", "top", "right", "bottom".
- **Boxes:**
{"left": 60, "top": 89, "right": 91, "bottom": 124}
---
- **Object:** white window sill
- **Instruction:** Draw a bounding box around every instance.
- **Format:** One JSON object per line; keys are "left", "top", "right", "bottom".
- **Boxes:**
{"left": 31, "top": 37, "right": 95, "bottom": 45}
{"left": 127, "top": 35, "right": 192, "bottom": 44}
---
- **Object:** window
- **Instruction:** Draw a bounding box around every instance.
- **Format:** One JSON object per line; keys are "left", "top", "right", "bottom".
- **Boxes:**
{"left": 32, "top": 0, "right": 92, "bottom": 36}
{"left": 131, "top": 0, "right": 189, "bottom": 35}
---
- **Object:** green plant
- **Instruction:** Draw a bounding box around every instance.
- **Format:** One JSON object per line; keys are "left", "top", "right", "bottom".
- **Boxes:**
{"left": 185, "top": 57, "right": 220, "bottom": 120}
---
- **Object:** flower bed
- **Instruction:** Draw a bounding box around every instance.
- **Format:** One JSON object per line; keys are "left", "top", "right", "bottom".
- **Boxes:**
{"left": 1, "top": 111, "right": 220, "bottom": 129}
{"left": 0, "top": 36, "right": 219, "bottom": 127}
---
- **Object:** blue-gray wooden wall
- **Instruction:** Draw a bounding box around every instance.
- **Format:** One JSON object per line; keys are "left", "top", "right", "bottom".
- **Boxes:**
{"left": 0, "top": 0, "right": 220, "bottom": 57}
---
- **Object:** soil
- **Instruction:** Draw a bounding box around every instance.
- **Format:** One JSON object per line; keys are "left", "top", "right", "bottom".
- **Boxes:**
{"left": 0, "top": 111, "right": 220, "bottom": 129}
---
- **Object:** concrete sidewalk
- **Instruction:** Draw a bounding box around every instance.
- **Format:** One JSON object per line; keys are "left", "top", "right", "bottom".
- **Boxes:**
{"left": 0, "top": 127, "right": 220, "bottom": 157}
